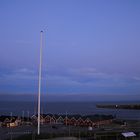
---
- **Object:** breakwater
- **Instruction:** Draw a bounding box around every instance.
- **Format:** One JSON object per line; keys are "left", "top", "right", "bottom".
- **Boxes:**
{"left": 96, "top": 104, "right": 140, "bottom": 110}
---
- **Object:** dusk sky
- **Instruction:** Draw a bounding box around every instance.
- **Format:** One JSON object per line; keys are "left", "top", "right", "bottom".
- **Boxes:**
{"left": 0, "top": 0, "right": 140, "bottom": 101}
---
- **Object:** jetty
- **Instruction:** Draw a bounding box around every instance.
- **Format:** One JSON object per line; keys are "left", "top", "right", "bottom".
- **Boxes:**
{"left": 96, "top": 104, "right": 140, "bottom": 110}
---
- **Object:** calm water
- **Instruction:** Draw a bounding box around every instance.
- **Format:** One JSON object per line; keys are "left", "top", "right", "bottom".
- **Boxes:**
{"left": 0, "top": 101, "right": 140, "bottom": 120}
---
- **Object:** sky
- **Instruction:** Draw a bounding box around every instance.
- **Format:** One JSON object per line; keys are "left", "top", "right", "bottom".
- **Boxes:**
{"left": 0, "top": 0, "right": 140, "bottom": 101}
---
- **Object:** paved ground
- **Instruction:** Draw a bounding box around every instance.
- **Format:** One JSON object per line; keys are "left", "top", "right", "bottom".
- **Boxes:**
{"left": 46, "top": 137, "right": 79, "bottom": 140}
{"left": 0, "top": 122, "right": 140, "bottom": 140}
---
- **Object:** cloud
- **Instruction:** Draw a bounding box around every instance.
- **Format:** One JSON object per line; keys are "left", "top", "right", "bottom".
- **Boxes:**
{"left": 14, "top": 68, "right": 35, "bottom": 75}
{"left": 0, "top": 68, "right": 37, "bottom": 86}
{"left": 69, "top": 67, "right": 97, "bottom": 75}
{"left": 65, "top": 68, "right": 121, "bottom": 86}
{"left": 15, "top": 40, "right": 33, "bottom": 45}
{"left": 46, "top": 74, "right": 80, "bottom": 86}
{"left": 0, "top": 67, "right": 140, "bottom": 95}
{"left": 133, "top": 76, "right": 140, "bottom": 81}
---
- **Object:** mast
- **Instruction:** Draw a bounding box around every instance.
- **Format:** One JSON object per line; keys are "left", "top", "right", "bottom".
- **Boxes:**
{"left": 37, "top": 31, "right": 43, "bottom": 135}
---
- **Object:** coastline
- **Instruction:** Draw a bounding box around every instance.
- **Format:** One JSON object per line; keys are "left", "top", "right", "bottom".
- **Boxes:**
{"left": 0, "top": 101, "right": 140, "bottom": 120}
{"left": 96, "top": 104, "right": 140, "bottom": 110}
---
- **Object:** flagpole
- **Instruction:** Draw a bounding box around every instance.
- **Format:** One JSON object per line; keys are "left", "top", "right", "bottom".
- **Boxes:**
{"left": 37, "top": 31, "right": 43, "bottom": 135}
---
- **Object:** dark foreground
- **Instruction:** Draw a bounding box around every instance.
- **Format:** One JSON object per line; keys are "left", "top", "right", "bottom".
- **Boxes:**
{"left": 1, "top": 121, "right": 140, "bottom": 140}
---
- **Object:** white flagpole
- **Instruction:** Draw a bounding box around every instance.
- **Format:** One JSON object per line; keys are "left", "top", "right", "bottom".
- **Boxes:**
{"left": 37, "top": 31, "right": 43, "bottom": 135}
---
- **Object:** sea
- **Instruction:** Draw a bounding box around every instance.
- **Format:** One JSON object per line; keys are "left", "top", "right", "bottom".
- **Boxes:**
{"left": 0, "top": 101, "right": 140, "bottom": 120}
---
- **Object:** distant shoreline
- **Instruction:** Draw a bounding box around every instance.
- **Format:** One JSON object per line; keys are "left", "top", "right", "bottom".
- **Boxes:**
{"left": 96, "top": 104, "right": 140, "bottom": 110}
{"left": 0, "top": 101, "right": 140, "bottom": 120}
